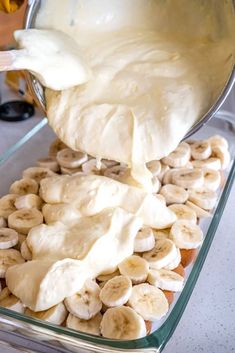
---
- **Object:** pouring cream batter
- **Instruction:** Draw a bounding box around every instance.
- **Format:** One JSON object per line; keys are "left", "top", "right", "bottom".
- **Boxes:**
{"left": 33, "top": 0, "right": 235, "bottom": 189}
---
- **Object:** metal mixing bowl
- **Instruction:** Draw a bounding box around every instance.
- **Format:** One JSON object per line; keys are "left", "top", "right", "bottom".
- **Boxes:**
{"left": 24, "top": 0, "right": 235, "bottom": 138}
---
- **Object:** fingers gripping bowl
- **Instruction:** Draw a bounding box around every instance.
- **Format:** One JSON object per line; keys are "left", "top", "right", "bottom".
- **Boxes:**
{"left": 0, "top": 112, "right": 235, "bottom": 352}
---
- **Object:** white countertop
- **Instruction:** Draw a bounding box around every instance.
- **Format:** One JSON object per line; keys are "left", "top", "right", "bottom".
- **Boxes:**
{"left": 0, "top": 74, "right": 235, "bottom": 353}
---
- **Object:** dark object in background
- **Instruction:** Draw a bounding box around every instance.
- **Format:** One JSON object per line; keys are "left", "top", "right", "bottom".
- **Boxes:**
{"left": 0, "top": 100, "right": 34, "bottom": 122}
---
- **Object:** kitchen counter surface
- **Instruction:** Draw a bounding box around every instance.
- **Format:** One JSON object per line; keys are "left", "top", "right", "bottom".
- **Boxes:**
{"left": 0, "top": 74, "right": 235, "bottom": 353}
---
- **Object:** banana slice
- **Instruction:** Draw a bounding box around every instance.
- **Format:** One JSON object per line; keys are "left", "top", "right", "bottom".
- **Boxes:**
{"left": 0, "top": 194, "right": 18, "bottom": 218}
{"left": 185, "top": 201, "right": 211, "bottom": 218}
{"left": 203, "top": 169, "right": 221, "bottom": 191}
{"left": 180, "top": 249, "right": 198, "bottom": 267}
{"left": 171, "top": 168, "right": 204, "bottom": 189}
{"left": 158, "top": 163, "right": 170, "bottom": 182}
{"left": 101, "top": 159, "right": 119, "bottom": 168}
{"left": 191, "top": 140, "right": 212, "bottom": 160}
{"left": 0, "top": 228, "right": 18, "bottom": 250}
{"left": 60, "top": 167, "right": 83, "bottom": 175}
{"left": 162, "top": 168, "right": 179, "bottom": 185}
{"left": 168, "top": 204, "right": 197, "bottom": 224}
{"left": 0, "top": 217, "right": 7, "bottom": 228}
{"left": 15, "top": 194, "right": 43, "bottom": 210}
{"left": 81, "top": 159, "right": 106, "bottom": 175}
{"left": 164, "top": 247, "right": 181, "bottom": 270}
{"left": 151, "top": 176, "right": 161, "bottom": 193}
{"left": 37, "top": 157, "right": 60, "bottom": 173}
{"left": 23, "top": 167, "right": 56, "bottom": 183}
{"left": 66, "top": 312, "right": 102, "bottom": 335}
{"left": 49, "top": 138, "right": 67, "bottom": 157}
{"left": 160, "top": 184, "right": 188, "bottom": 205}
{"left": 9, "top": 178, "right": 39, "bottom": 196}
{"left": 143, "top": 238, "right": 177, "bottom": 269}
{"left": 42, "top": 203, "right": 81, "bottom": 225}
{"left": 211, "top": 146, "right": 230, "bottom": 170}
{"left": 0, "top": 249, "right": 24, "bottom": 278}
{"left": 207, "top": 135, "right": 228, "bottom": 150}
{"left": 25, "top": 302, "right": 67, "bottom": 325}
{"left": 134, "top": 228, "right": 155, "bottom": 253}
{"left": 103, "top": 165, "right": 127, "bottom": 181}
{"left": 191, "top": 158, "right": 221, "bottom": 171}
{"left": 97, "top": 269, "right": 120, "bottom": 283}
{"left": 64, "top": 279, "right": 102, "bottom": 320}
{"left": 188, "top": 188, "right": 217, "bottom": 210}
{"left": 57, "top": 148, "right": 88, "bottom": 169}
{"left": 100, "top": 306, "right": 146, "bottom": 339}
{"left": 100, "top": 275, "right": 132, "bottom": 307}
{"left": 128, "top": 283, "right": 169, "bottom": 321}
{"left": 20, "top": 241, "right": 32, "bottom": 261}
{"left": 147, "top": 268, "right": 184, "bottom": 292}
{"left": 153, "top": 229, "right": 170, "bottom": 241}
{"left": 170, "top": 220, "right": 203, "bottom": 249}
{"left": 118, "top": 255, "right": 149, "bottom": 284}
{"left": 0, "top": 289, "right": 24, "bottom": 313}
{"left": 146, "top": 160, "right": 161, "bottom": 177}
{"left": 8, "top": 208, "right": 43, "bottom": 235}
{"left": 162, "top": 142, "right": 191, "bottom": 168}
{"left": 14, "top": 233, "right": 26, "bottom": 251}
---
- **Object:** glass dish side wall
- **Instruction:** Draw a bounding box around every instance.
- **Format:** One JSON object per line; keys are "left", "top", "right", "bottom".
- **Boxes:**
{"left": 0, "top": 112, "right": 234, "bottom": 352}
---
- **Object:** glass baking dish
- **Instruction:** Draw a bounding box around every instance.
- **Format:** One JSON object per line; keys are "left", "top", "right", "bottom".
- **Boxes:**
{"left": 0, "top": 111, "right": 235, "bottom": 353}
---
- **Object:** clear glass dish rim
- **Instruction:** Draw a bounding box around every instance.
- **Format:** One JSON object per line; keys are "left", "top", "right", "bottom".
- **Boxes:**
{"left": 0, "top": 111, "right": 235, "bottom": 351}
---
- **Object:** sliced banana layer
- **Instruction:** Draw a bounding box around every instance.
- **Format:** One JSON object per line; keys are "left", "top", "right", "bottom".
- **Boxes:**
{"left": 0, "top": 194, "right": 18, "bottom": 218}
{"left": 61, "top": 167, "right": 82, "bottom": 175}
{"left": 191, "top": 140, "right": 211, "bottom": 160}
{"left": 191, "top": 158, "right": 221, "bottom": 171}
{"left": 128, "top": 283, "right": 169, "bottom": 321}
{"left": 97, "top": 269, "right": 120, "bottom": 283}
{"left": 25, "top": 302, "right": 67, "bottom": 325}
{"left": 103, "top": 165, "right": 127, "bottom": 181}
{"left": 66, "top": 312, "right": 102, "bottom": 336}
{"left": 211, "top": 146, "right": 230, "bottom": 170}
{"left": 170, "top": 220, "right": 203, "bottom": 249}
{"left": 100, "top": 306, "right": 146, "bottom": 339}
{"left": 118, "top": 255, "right": 149, "bottom": 284}
{"left": 171, "top": 168, "right": 204, "bottom": 189}
{"left": 134, "top": 228, "right": 155, "bottom": 253}
{"left": 0, "top": 228, "right": 18, "bottom": 250}
{"left": 0, "top": 249, "right": 24, "bottom": 278}
{"left": 23, "top": 167, "right": 56, "bottom": 183}
{"left": 143, "top": 239, "right": 177, "bottom": 269}
{"left": 20, "top": 241, "right": 32, "bottom": 261}
{"left": 188, "top": 188, "right": 217, "bottom": 210}
{"left": 57, "top": 148, "right": 88, "bottom": 169}
{"left": 82, "top": 159, "right": 106, "bottom": 175}
{"left": 153, "top": 229, "right": 170, "bottom": 241}
{"left": 185, "top": 201, "right": 211, "bottom": 218}
{"left": 10, "top": 178, "right": 39, "bottom": 196}
{"left": 168, "top": 204, "right": 197, "bottom": 224}
{"left": 0, "top": 217, "right": 7, "bottom": 228}
{"left": 207, "top": 135, "right": 228, "bottom": 150}
{"left": 65, "top": 280, "right": 102, "bottom": 320}
{"left": 42, "top": 203, "right": 81, "bottom": 224}
{"left": 160, "top": 184, "right": 188, "bottom": 205}
{"left": 15, "top": 194, "right": 43, "bottom": 210}
{"left": 100, "top": 275, "right": 132, "bottom": 307}
{"left": 164, "top": 247, "right": 181, "bottom": 270}
{"left": 162, "top": 142, "right": 191, "bottom": 168}
{"left": 148, "top": 269, "right": 184, "bottom": 292}
{"left": 49, "top": 139, "right": 67, "bottom": 157}
{"left": 8, "top": 208, "right": 43, "bottom": 235}
{"left": 146, "top": 160, "right": 161, "bottom": 177}
{"left": 0, "top": 289, "right": 24, "bottom": 313}
{"left": 203, "top": 169, "right": 221, "bottom": 191}
{"left": 37, "top": 157, "right": 60, "bottom": 172}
